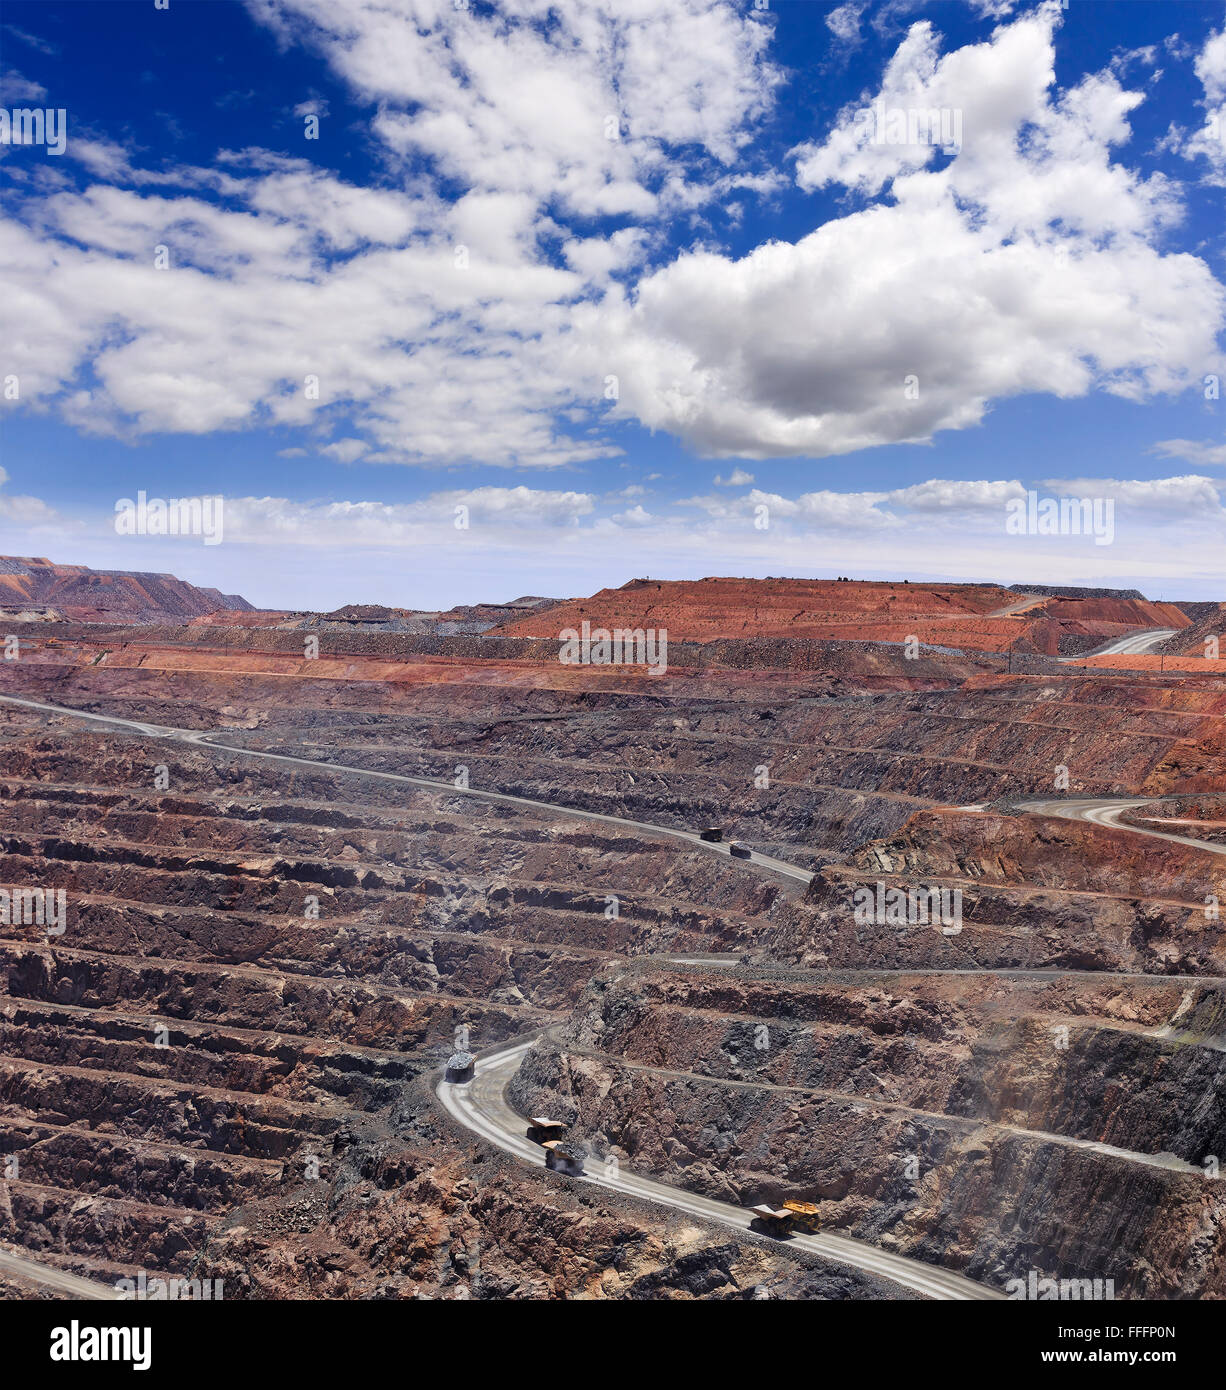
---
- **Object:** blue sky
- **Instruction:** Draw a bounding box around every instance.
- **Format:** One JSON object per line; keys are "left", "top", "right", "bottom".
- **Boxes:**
{"left": 1, "top": 0, "right": 1224, "bottom": 608}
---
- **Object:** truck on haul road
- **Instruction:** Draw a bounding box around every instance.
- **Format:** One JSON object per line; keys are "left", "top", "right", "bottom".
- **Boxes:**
{"left": 748, "top": 1199, "right": 821, "bottom": 1238}
{"left": 781, "top": 1200, "right": 821, "bottom": 1232}
{"left": 542, "top": 1141, "right": 585, "bottom": 1176}
{"left": 526, "top": 1117, "right": 567, "bottom": 1144}
{"left": 747, "top": 1204, "right": 796, "bottom": 1238}
{"left": 728, "top": 842, "right": 752, "bottom": 859}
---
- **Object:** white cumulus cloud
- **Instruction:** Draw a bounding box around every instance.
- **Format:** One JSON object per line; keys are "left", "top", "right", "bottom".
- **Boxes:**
{"left": 586, "top": 5, "right": 1224, "bottom": 459}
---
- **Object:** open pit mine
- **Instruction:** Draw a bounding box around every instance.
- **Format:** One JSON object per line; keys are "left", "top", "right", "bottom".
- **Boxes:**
{"left": 1, "top": 562, "right": 1224, "bottom": 1303}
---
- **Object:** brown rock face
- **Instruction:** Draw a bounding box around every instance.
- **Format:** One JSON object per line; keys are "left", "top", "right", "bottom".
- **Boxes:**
{"left": 510, "top": 963, "right": 1226, "bottom": 1297}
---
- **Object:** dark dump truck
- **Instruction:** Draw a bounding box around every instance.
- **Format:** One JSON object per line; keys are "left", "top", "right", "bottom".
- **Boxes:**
{"left": 747, "top": 1200, "right": 820, "bottom": 1238}
{"left": 444, "top": 1050, "right": 475, "bottom": 1083}
{"left": 526, "top": 1116, "right": 567, "bottom": 1144}
{"left": 543, "top": 1140, "right": 586, "bottom": 1176}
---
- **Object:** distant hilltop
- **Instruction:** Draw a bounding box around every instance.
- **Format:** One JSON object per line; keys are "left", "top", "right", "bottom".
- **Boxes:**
{"left": 0, "top": 556, "right": 253, "bottom": 623}
{"left": 191, "top": 593, "right": 560, "bottom": 635}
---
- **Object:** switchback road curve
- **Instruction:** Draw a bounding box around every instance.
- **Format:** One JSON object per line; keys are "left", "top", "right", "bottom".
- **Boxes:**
{"left": 1058, "top": 629, "right": 1180, "bottom": 660}
{"left": 1020, "top": 796, "right": 1226, "bottom": 858}
{"left": 437, "top": 1039, "right": 1004, "bottom": 1300}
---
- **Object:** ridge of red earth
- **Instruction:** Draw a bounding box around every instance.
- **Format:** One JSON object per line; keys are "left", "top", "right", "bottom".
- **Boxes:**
{"left": 492, "top": 577, "right": 1190, "bottom": 655}
{"left": 0, "top": 555, "right": 251, "bottom": 623}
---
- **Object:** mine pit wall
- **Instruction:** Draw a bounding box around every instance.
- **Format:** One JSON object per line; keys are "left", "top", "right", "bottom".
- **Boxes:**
{"left": 1, "top": 620, "right": 1012, "bottom": 678}
{"left": 507, "top": 968, "right": 1226, "bottom": 1298}
{"left": 1157, "top": 605, "right": 1226, "bottom": 656}
{"left": 0, "top": 939, "right": 545, "bottom": 1053}
{"left": 746, "top": 804, "right": 1226, "bottom": 976}
{"left": 190, "top": 735, "right": 933, "bottom": 864}
{"left": 6, "top": 648, "right": 1224, "bottom": 848}
{"left": 0, "top": 697, "right": 825, "bottom": 1290}
{"left": 763, "top": 883, "right": 1225, "bottom": 975}
{"left": 511, "top": 1044, "right": 1225, "bottom": 1298}
{"left": 1, "top": 995, "right": 416, "bottom": 1111}
{"left": 1, "top": 1117, "right": 274, "bottom": 1210}
{"left": 130, "top": 708, "right": 1211, "bottom": 862}
{"left": 868, "top": 807, "right": 1226, "bottom": 908}
{"left": 539, "top": 966, "right": 1226, "bottom": 1161}
{"left": 4, "top": 1182, "right": 214, "bottom": 1269}
{"left": 0, "top": 1057, "right": 340, "bottom": 1159}
{"left": 0, "top": 819, "right": 782, "bottom": 961}
{"left": 3, "top": 640, "right": 1225, "bottom": 1295}
{"left": 0, "top": 714, "right": 804, "bottom": 1061}
{"left": 499, "top": 793, "right": 1226, "bottom": 1296}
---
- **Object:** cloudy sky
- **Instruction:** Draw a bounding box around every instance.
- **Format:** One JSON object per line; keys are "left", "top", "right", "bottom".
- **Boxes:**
{"left": 1, "top": 0, "right": 1224, "bottom": 608}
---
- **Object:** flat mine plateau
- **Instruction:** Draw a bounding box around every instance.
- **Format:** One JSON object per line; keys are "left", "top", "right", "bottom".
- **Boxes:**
{"left": 2, "top": 558, "right": 1224, "bottom": 1301}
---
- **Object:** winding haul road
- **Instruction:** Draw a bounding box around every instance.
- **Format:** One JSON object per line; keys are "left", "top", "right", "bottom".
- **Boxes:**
{"left": 5, "top": 690, "right": 1217, "bottom": 1301}
{"left": 0, "top": 693, "right": 813, "bottom": 885}
{"left": 0, "top": 689, "right": 995, "bottom": 1299}
{"left": 436, "top": 1040, "right": 1003, "bottom": 1300}
{"left": 0, "top": 1246, "right": 119, "bottom": 1300}
{"left": 1058, "top": 628, "right": 1180, "bottom": 660}
{"left": 1021, "top": 796, "right": 1226, "bottom": 857}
